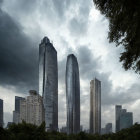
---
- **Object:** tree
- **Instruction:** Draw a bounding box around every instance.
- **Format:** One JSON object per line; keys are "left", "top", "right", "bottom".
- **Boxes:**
{"left": 93, "top": 0, "right": 140, "bottom": 73}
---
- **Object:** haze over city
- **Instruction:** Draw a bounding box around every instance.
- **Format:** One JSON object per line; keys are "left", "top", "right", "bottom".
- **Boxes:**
{"left": 0, "top": 0, "right": 140, "bottom": 132}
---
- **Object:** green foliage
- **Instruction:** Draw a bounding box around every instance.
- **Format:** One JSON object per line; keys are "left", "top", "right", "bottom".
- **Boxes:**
{"left": 0, "top": 123, "right": 140, "bottom": 140}
{"left": 93, "top": 0, "right": 140, "bottom": 73}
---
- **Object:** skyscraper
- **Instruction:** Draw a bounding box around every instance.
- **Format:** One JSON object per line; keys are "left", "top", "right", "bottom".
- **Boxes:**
{"left": 90, "top": 78, "right": 101, "bottom": 134}
{"left": 0, "top": 99, "right": 3, "bottom": 127}
{"left": 13, "top": 96, "right": 25, "bottom": 124}
{"left": 115, "top": 105, "right": 133, "bottom": 132}
{"left": 39, "top": 37, "right": 58, "bottom": 131}
{"left": 66, "top": 54, "right": 80, "bottom": 134}
{"left": 115, "top": 105, "right": 122, "bottom": 132}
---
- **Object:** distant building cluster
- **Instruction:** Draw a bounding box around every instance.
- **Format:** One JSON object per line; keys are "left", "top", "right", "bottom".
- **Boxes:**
{"left": 12, "top": 90, "right": 44, "bottom": 126}
{"left": 101, "top": 123, "right": 112, "bottom": 134}
{"left": 115, "top": 105, "right": 133, "bottom": 132}
{"left": 0, "top": 37, "right": 134, "bottom": 134}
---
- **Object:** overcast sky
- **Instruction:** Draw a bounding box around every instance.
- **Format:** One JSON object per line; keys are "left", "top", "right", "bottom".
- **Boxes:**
{"left": 0, "top": 0, "right": 140, "bottom": 131}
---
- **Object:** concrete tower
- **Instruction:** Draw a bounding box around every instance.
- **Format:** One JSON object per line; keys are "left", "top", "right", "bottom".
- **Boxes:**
{"left": 39, "top": 37, "right": 58, "bottom": 131}
{"left": 66, "top": 54, "right": 80, "bottom": 134}
{"left": 90, "top": 78, "right": 101, "bottom": 134}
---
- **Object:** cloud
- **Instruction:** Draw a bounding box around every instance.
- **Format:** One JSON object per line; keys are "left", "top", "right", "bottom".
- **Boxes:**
{"left": 68, "top": 0, "right": 91, "bottom": 36}
{"left": 0, "top": 6, "right": 38, "bottom": 93}
{"left": 68, "top": 17, "right": 88, "bottom": 35}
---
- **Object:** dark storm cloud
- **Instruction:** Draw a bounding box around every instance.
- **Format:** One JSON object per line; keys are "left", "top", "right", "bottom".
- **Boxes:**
{"left": 0, "top": 6, "right": 38, "bottom": 93}
{"left": 0, "top": 0, "right": 3, "bottom": 5}
{"left": 3, "top": 0, "right": 91, "bottom": 34}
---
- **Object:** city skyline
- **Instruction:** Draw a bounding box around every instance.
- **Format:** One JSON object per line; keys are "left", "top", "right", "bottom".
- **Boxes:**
{"left": 0, "top": 0, "right": 140, "bottom": 132}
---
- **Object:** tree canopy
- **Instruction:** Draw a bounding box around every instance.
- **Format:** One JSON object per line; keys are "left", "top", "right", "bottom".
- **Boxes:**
{"left": 0, "top": 122, "right": 140, "bottom": 140}
{"left": 93, "top": 0, "right": 140, "bottom": 73}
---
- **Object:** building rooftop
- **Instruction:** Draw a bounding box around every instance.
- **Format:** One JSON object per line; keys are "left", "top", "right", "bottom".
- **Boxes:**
{"left": 41, "top": 36, "right": 50, "bottom": 44}
{"left": 29, "top": 90, "right": 37, "bottom": 95}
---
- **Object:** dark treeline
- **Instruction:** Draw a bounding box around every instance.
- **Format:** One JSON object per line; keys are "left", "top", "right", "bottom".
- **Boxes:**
{"left": 0, "top": 122, "right": 140, "bottom": 140}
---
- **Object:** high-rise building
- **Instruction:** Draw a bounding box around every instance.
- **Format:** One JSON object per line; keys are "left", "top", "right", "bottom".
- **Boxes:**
{"left": 90, "top": 78, "right": 101, "bottom": 134}
{"left": 39, "top": 37, "right": 58, "bottom": 131}
{"left": 66, "top": 54, "right": 80, "bottom": 134}
{"left": 0, "top": 99, "right": 3, "bottom": 127}
{"left": 13, "top": 96, "right": 25, "bottom": 124}
{"left": 115, "top": 105, "right": 133, "bottom": 132}
{"left": 115, "top": 105, "right": 122, "bottom": 132}
{"left": 20, "top": 90, "right": 44, "bottom": 126}
{"left": 120, "top": 112, "right": 133, "bottom": 130}
{"left": 105, "top": 123, "right": 112, "bottom": 134}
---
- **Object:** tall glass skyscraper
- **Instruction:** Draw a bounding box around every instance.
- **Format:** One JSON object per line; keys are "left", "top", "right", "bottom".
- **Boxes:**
{"left": 39, "top": 37, "right": 58, "bottom": 131}
{"left": 0, "top": 99, "right": 3, "bottom": 127}
{"left": 66, "top": 54, "right": 80, "bottom": 134}
{"left": 90, "top": 78, "right": 101, "bottom": 134}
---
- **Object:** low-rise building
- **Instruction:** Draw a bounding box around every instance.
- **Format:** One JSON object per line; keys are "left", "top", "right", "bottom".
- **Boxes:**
{"left": 20, "top": 90, "right": 44, "bottom": 126}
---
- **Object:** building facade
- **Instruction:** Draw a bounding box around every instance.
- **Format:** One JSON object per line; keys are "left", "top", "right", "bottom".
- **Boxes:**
{"left": 105, "top": 123, "right": 112, "bottom": 134}
{"left": 66, "top": 54, "right": 80, "bottom": 134}
{"left": 0, "top": 99, "right": 3, "bottom": 127}
{"left": 39, "top": 37, "right": 58, "bottom": 131}
{"left": 90, "top": 78, "right": 101, "bottom": 134}
{"left": 20, "top": 90, "right": 44, "bottom": 126}
{"left": 13, "top": 96, "right": 25, "bottom": 124}
{"left": 120, "top": 112, "right": 133, "bottom": 130}
{"left": 115, "top": 105, "right": 122, "bottom": 132}
{"left": 115, "top": 105, "right": 133, "bottom": 132}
